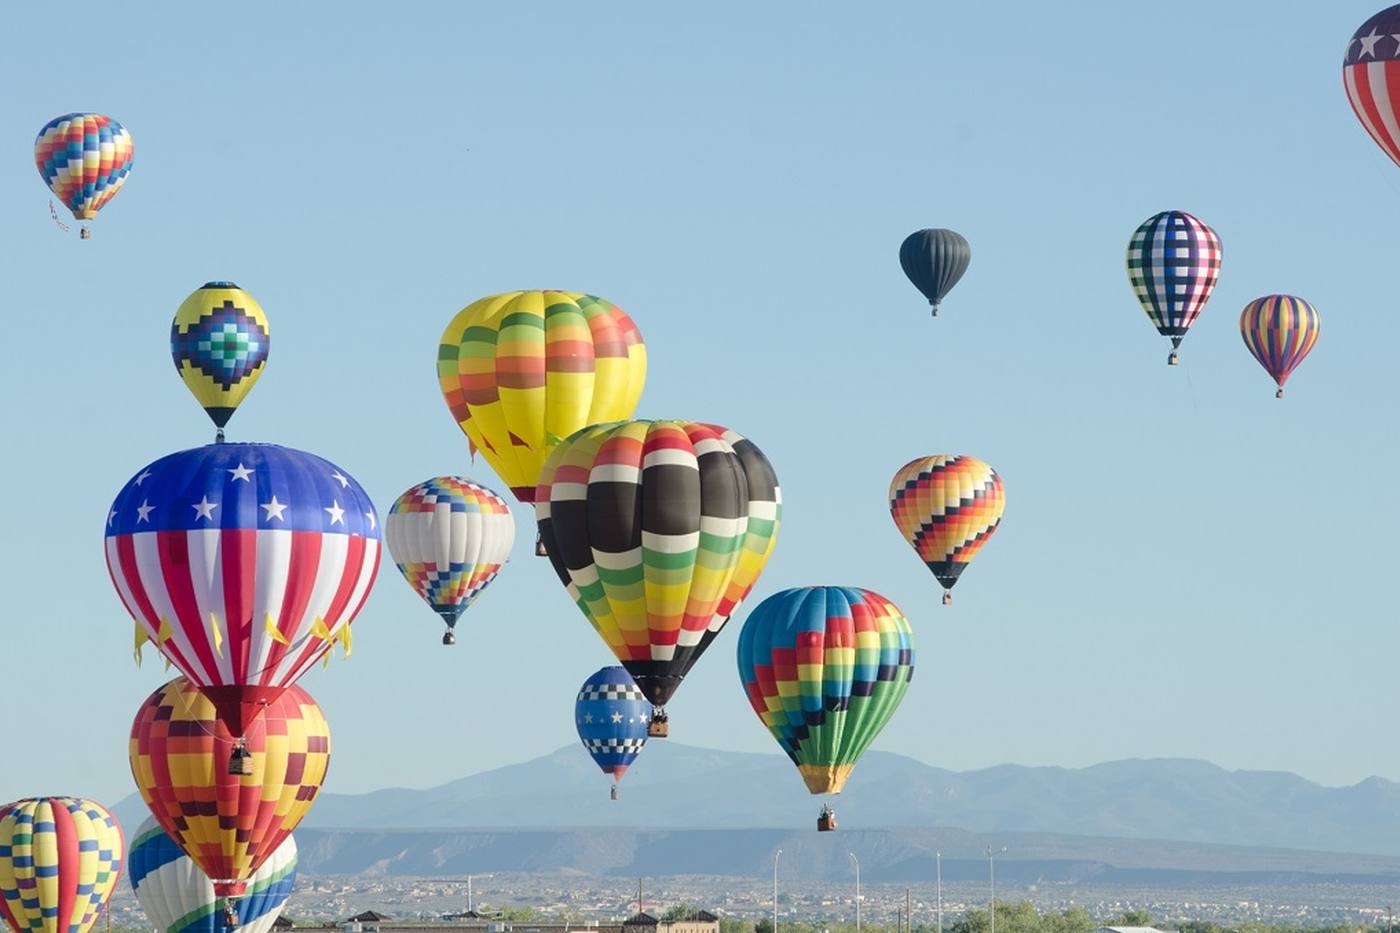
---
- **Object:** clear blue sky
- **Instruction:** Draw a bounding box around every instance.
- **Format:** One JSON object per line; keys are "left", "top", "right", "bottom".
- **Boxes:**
{"left": 1, "top": 1, "right": 1397, "bottom": 810}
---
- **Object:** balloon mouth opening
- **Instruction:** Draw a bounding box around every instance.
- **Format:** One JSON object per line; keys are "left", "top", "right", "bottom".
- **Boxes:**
{"left": 74, "top": 209, "right": 97, "bottom": 220}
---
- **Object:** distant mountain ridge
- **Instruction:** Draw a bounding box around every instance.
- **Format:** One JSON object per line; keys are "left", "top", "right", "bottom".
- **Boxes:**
{"left": 112, "top": 742, "right": 1400, "bottom": 860}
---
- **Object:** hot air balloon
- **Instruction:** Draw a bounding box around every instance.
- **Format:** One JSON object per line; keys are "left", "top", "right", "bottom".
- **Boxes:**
{"left": 736, "top": 586, "right": 916, "bottom": 832}
{"left": 575, "top": 666, "right": 653, "bottom": 799}
{"left": 172, "top": 283, "right": 271, "bottom": 440}
{"left": 129, "top": 678, "right": 329, "bottom": 900}
{"left": 385, "top": 476, "right": 515, "bottom": 645}
{"left": 438, "top": 291, "right": 647, "bottom": 549}
{"left": 1239, "top": 295, "right": 1320, "bottom": 399}
{"left": 1126, "top": 211, "right": 1221, "bottom": 365}
{"left": 889, "top": 455, "right": 1004, "bottom": 604}
{"left": 104, "top": 443, "right": 379, "bottom": 751}
{"left": 1344, "top": 6, "right": 1400, "bottom": 168}
{"left": 537, "top": 420, "right": 781, "bottom": 736}
{"left": 0, "top": 797, "right": 124, "bottom": 933}
{"left": 899, "top": 228, "right": 970, "bottom": 315}
{"left": 34, "top": 113, "right": 134, "bottom": 239}
{"left": 129, "top": 815, "right": 296, "bottom": 933}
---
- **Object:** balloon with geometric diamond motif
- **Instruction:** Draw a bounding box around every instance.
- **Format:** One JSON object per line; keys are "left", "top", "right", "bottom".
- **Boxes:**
{"left": 171, "top": 282, "right": 270, "bottom": 439}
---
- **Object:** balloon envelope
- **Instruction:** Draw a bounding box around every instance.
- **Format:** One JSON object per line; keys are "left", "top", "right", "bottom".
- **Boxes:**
{"left": 129, "top": 678, "right": 329, "bottom": 898}
{"left": 898, "top": 228, "right": 970, "bottom": 312}
{"left": 575, "top": 666, "right": 652, "bottom": 783}
{"left": 104, "top": 443, "right": 380, "bottom": 735}
{"left": 1239, "top": 295, "right": 1320, "bottom": 395}
{"left": 34, "top": 113, "right": 133, "bottom": 221}
{"left": 1126, "top": 211, "right": 1221, "bottom": 357}
{"left": 129, "top": 816, "right": 296, "bottom": 933}
{"left": 1343, "top": 6, "right": 1400, "bottom": 168}
{"left": 0, "top": 797, "right": 124, "bottom": 933}
{"left": 889, "top": 455, "right": 1004, "bottom": 598}
{"left": 385, "top": 476, "right": 515, "bottom": 635}
{"left": 438, "top": 291, "right": 647, "bottom": 503}
{"left": 537, "top": 420, "right": 781, "bottom": 707}
{"left": 736, "top": 587, "right": 915, "bottom": 795}
{"left": 171, "top": 283, "right": 270, "bottom": 431}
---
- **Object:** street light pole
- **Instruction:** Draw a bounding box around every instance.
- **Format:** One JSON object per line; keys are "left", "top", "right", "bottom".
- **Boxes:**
{"left": 848, "top": 853, "right": 861, "bottom": 933}
{"left": 773, "top": 849, "right": 782, "bottom": 933}
{"left": 987, "top": 847, "right": 1006, "bottom": 933}
{"left": 936, "top": 851, "right": 942, "bottom": 933}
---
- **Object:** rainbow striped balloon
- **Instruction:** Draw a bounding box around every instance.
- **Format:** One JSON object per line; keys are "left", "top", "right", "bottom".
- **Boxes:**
{"left": 736, "top": 587, "right": 915, "bottom": 796}
{"left": 537, "top": 420, "right": 781, "bottom": 710}
{"left": 34, "top": 114, "right": 134, "bottom": 222}
{"left": 1239, "top": 295, "right": 1320, "bottom": 398}
{"left": 438, "top": 291, "right": 647, "bottom": 504}
{"left": 0, "top": 797, "right": 124, "bottom": 933}
{"left": 889, "top": 455, "right": 1005, "bottom": 603}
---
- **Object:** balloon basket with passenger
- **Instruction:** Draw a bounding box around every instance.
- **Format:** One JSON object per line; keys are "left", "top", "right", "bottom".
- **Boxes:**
{"left": 817, "top": 803, "right": 838, "bottom": 832}
{"left": 647, "top": 708, "right": 670, "bottom": 738}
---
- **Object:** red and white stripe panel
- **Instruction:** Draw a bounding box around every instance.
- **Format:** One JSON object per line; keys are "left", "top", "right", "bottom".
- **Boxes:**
{"left": 105, "top": 528, "right": 380, "bottom": 686}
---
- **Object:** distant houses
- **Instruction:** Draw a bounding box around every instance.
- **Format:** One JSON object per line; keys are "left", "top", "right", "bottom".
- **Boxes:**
{"left": 330, "top": 908, "right": 720, "bottom": 933}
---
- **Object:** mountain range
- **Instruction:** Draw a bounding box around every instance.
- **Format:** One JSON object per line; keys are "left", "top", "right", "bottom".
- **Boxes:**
{"left": 112, "top": 743, "right": 1400, "bottom": 880}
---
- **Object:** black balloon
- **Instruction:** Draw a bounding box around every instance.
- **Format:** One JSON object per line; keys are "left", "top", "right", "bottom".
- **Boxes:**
{"left": 899, "top": 228, "right": 971, "bottom": 315}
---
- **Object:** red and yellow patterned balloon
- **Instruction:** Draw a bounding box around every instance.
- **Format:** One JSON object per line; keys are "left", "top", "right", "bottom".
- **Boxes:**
{"left": 128, "top": 678, "right": 330, "bottom": 898}
{"left": 889, "top": 455, "right": 1005, "bottom": 604}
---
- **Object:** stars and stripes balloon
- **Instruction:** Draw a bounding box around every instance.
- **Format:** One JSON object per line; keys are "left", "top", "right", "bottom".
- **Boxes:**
{"left": 736, "top": 587, "right": 916, "bottom": 814}
{"left": 1125, "top": 211, "right": 1222, "bottom": 365}
{"left": 1239, "top": 295, "right": 1321, "bottom": 398}
{"left": 128, "top": 678, "right": 329, "bottom": 900}
{"left": 0, "top": 797, "right": 124, "bottom": 933}
{"left": 899, "top": 228, "right": 971, "bottom": 316}
{"left": 537, "top": 420, "right": 781, "bottom": 720}
{"left": 34, "top": 113, "right": 133, "bottom": 236}
{"left": 889, "top": 455, "right": 1005, "bottom": 604}
{"left": 385, "top": 476, "right": 515, "bottom": 645}
{"left": 1344, "top": 6, "right": 1400, "bottom": 169}
{"left": 575, "top": 666, "right": 652, "bottom": 799}
{"left": 104, "top": 443, "right": 380, "bottom": 736}
{"left": 172, "top": 283, "right": 271, "bottom": 438}
{"left": 438, "top": 291, "right": 647, "bottom": 508}
{"left": 129, "top": 816, "right": 296, "bottom": 933}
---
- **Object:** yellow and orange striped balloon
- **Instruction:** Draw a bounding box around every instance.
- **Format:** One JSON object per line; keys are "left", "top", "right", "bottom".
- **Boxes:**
{"left": 889, "top": 455, "right": 1005, "bottom": 603}
{"left": 438, "top": 291, "right": 647, "bottom": 504}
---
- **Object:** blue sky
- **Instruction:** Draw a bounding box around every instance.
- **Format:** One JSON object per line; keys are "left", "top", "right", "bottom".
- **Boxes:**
{"left": 1, "top": 1, "right": 1398, "bottom": 810}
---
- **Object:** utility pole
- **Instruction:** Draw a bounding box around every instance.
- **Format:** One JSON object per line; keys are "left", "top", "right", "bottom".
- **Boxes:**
{"left": 773, "top": 849, "right": 782, "bottom": 933}
{"left": 848, "top": 853, "right": 861, "bottom": 933}
{"left": 1387, "top": 905, "right": 1393, "bottom": 933}
{"left": 936, "top": 852, "right": 943, "bottom": 933}
{"left": 988, "top": 846, "right": 1006, "bottom": 933}
{"left": 906, "top": 888, "right": 911, "bottom": 933}
{"left": 638, "top": 879, "right": 644, "bottom": 916}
